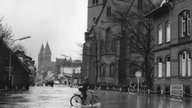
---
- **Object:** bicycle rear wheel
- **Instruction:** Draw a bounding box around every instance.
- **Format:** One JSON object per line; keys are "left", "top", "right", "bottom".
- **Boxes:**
{"left": 70, "top": 95, "right": 82, "bottom": 106}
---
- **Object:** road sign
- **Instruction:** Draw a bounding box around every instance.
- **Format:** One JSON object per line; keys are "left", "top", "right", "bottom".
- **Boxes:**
{"left": 135, "top": 71, "right": 141, "bottom": 78}
{"left": 170, "top": 84, "right": 183, "bottom": 101}
{"left": 135, "top": 71, "right": 142, "bottom": 94}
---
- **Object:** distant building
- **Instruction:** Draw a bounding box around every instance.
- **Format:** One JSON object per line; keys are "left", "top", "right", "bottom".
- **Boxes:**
{"left": 58, "top": 59, "right": 81, "bottom": 85}
{"left": 0, "top": 38, "right": 30, "bottom": 90}
{"left": 15, "top": 50, "right": 36, "bottom": 86}
{"left": 55, "top": 58, "right": 67, "bottom": 79}
{"left": 147, "top": 0, "right": 192, "bottom": 94}
{"left": 37, "top": 42, "right": 55, "bottom": 82}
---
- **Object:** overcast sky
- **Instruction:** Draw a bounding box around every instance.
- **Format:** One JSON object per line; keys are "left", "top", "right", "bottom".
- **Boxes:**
{"left": 0, "top": 0, "right": 87, "bottom": 65}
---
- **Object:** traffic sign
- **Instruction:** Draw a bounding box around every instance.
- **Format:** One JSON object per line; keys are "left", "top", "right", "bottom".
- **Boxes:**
{"left": 135, "top": 71, "right": 141, "bottom": 78}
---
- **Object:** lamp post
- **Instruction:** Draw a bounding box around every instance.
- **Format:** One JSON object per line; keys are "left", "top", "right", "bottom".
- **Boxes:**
{"left": 8, "top": 36, "right": 31, "bottom": 89}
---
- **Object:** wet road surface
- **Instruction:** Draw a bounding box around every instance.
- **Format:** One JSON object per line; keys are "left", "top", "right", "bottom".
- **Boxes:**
{"left": 0, "top": 85, "right": 192, "bottom": 108}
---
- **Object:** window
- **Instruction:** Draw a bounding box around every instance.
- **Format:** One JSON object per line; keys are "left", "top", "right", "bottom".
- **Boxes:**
{"left": 158, "top": 58, "right": 163, "bottom": 77}
{"left": 111, "top": 39, "right": 116, "bottom": 52}
{"left": 110, "top": 64, "right": 115, "bottom": 76}
{"left": 129, "top": 36, "right": 135, "bottom": 52}
{"left": 100, "top": 40, "right": 104, "bottom": 54}
{"left": 179, "top": 51, "right": 191, "bottom": 77}
{"left": 166, "top": 56, "right": 171, "bottom": 77}
{"left": 107, "top": 6, "right": 111, "bottom": 17}
{"left": 165, "top": 21, "right": 171, "bottom": 42}
{"left": 100, "top": 64, "right": 106, "bottom": 76}
{"left": 157, "top": 24, "right": 163, "bottom": 44}
{"left": 96, "top": 0, "right": 99, "bottom": 4}
{"left": 179, "top": 10, "right": 190, "bottom": 37}
{"left": 105, "top": 28, "right": 110, "bottom": 52}
{"left": 73, "top": 69, "right": 75, "bottom": 73}
{"left": 92, "top": 0, "right": 95, "bottom": 5}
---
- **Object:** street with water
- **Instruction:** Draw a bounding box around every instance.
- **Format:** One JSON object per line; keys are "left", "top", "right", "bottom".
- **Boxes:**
{"left": 0, "top": 85, "right": 192, "bottom": 108}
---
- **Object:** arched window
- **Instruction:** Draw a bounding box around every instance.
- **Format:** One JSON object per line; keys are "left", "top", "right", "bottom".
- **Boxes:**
{"left": 179, "top": 51, "right": 191, "bottom": 77}
{"left": 157, "top": 58, "right": 163, "bottom": 77}
{"left": 157, "top": 24, "right": 162, "bottom": 44}
{"left": 179, "top": 10, "right": 190, "bottom": 37}
{"left": 111, "top": 39, "right": 116, "bottom": 52}
{"left": 92, "top": 0, "right": 95, "bottom": 5}
{"left": 110, "top": 64, "right": 115, "bottom": 76}
{"left": 100, "top": 64, "right": 106, "bottom": 76}
{"left": 165, "top": 56, "right": 171, "bottom": 77}
{"left": 107, "top": 6, "right": 111, "bottom": 18}
{"left": 96, "top": 0, "right": 99, "bottom": 4}
{"left": 100, "top": 40, "right": 104, "bottom": 54}
{"left": 165, "top": 21, "right": 171, "bottom": 42}
{"left": 105, "top": 28, "right": 111, "bottom": 52}
{"left": 129, "top": 36, "right": 135, "bottom": 52}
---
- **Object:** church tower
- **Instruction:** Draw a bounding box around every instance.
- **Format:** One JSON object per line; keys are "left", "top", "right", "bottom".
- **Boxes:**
{"left": 38, "top": 44, "right": 44, "bottom": 70}
{"left": 87, "top": 0, "right": 106, "bottom": 30}
{"left": 43, "top": 42, "right": 52, "bottom": 67}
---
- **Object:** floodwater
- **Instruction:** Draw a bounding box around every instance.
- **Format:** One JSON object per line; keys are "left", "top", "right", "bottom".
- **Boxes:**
{"left": 0, "top": 85, "right": 192, "bottom": 108}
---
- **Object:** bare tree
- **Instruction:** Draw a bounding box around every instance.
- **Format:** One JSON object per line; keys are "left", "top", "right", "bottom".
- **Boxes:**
{"left": 126, "top": 11, "right": 154, "bottom": 89}
{"left": 109, "top": 0, "right": 135, "bottom": 84}
{"left": 0, "top": 18, "right": 26, "bottom": 53}
{"left": 0, "top": 18, "right": 13, "bottom": 46}
{"left": 109, "top": 0, "right": 156, "bottom": 88}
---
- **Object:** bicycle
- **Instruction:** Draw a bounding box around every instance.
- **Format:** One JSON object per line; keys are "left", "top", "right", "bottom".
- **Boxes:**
{"left": 70, "top": 90, "right": 99, "bottom": 106}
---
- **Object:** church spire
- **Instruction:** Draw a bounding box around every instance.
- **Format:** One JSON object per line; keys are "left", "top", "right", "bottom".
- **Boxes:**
{"left": 44, "top": 42, "right": 51, "bottom": 55}
{"left": 38, "top": 44, "right": 44, "bottom": 55}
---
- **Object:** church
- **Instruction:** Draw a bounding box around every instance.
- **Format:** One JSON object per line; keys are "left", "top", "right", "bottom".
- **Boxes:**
{"left": 37, "top": 42, "right": 55, "bottom": 81}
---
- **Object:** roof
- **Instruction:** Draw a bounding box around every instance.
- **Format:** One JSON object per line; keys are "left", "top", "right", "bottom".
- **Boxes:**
{"left": 145, "top": 0, "right": 173, "bottom": 18}
{"left": 145, "top": 2, "right": 170, "bottom": 18}
{"left": 44, "top": 42, "right": 51, "bottom": 55}
{"left": 0, "top": 38, "right": 30, "bottom": 73}
{"left": 38, "top": 44, "right": 44, "bottom": 55}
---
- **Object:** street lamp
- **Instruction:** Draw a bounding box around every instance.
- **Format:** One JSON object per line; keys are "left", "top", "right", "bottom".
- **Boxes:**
{"left": 8, "top": 36, "right": 31, "bottom": 89}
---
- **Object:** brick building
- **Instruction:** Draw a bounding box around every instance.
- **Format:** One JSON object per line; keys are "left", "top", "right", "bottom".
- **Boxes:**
{"left": 147, "top": 0, "right": 192, "bottom": 94}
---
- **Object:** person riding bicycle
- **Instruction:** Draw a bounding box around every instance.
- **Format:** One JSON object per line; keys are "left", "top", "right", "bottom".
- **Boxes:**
{"left": 78, "top": 78, "right": 89, "bottom": 105}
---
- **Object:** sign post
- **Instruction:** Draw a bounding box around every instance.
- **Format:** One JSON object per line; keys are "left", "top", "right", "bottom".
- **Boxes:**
{"left": 170, "top": 84, "right": 183, "bottom": 101}
{"left": 135, "top": 71, "right": 141, "bottom": 94}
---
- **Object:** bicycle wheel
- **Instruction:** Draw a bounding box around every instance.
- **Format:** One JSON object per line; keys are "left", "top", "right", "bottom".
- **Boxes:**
{"left": 70, "top": 95, "right": 82, "bottom": 106}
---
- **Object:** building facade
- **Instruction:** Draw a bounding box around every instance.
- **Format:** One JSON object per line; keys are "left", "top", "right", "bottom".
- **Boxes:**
{"left": 82, "top": 0, "right": 154, "bottom": 85}
{"left": 58, "top": 59, "right": 81, "bottom": 85}
{"left": 0, "top": 38, "right": 30, "bottom": 90}
{"left": 147, "top": 0, "right": 192, "bottom": 94}
{"left": 15, "top": 50, "right": 36, "bottom": 86}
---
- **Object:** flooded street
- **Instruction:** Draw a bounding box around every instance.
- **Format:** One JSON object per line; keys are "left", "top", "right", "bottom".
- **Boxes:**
{"left": 0, "top": 85, "right": 78, "bottom": 108}
{"left": 0, "top": 85, "right": 192, "bottom": 108}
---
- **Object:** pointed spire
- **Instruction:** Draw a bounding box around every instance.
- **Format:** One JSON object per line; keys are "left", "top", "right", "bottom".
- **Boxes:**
{"left": 38, "top": 44, "right": 44, "bottom": 55}
{"left": 44, "top": 42, "right": 51, "bottom": 55}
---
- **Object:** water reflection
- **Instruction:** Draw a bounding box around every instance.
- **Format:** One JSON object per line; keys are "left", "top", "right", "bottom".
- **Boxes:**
{"left": 0, "top": 87, "right": 192, "bottom": 108}
{"left": 169, "top": 100, "right": 183, "bottom": 108}
{"left": 136, "top": 95, "right": 141, "bottom": 108}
